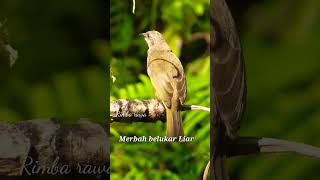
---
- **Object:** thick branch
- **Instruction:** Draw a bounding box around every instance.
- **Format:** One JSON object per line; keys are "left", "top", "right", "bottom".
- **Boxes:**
{"left": 110, "top": 99, "right": 210, "bottom": 123}
{"left": 226, "top": 137, "right": 320, "bottom": 158}
{"left": 0, "top": 119, "right": 108, "bottom": 176}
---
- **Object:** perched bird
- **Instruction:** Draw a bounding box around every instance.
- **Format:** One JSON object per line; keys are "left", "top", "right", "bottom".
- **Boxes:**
{"left": 141, "top": 31, "right": 186, "bottom": 138}
{"left": 212, "top": 0, "right": 246, "bottom": 141}
{"left": 210, "top": 0, "right": 247, "bottom": 179}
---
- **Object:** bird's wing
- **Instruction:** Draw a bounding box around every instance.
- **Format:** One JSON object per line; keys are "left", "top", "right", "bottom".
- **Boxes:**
{"left": 147, "top": 59, "right": 174, "bottom": 108}
{"left": 165, "top": 51, "right": 187, "bottom": 104}
{"left": 147, "top": 50, "right": 187, "bottom": 106}
{"left": 211, "top": 0, "right": 247, "bottom": 138}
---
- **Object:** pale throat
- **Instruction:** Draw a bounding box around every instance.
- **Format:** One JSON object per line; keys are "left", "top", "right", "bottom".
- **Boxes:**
{"left": 146, "top": 40, "right": 171, "bottom": 52}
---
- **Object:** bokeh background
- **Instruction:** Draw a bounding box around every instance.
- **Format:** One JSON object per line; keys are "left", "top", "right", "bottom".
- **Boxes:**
{"left": 110, "top": 0, "right": 210, "bottom": 179}
{"left": 227, "top": 0, "right": 320, "bottom": 179}
{"left": 0, "top": 0, "right": 107, "bottom": 123}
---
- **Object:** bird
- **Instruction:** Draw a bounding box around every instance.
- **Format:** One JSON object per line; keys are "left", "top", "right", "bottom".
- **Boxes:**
{"left": 210, "top": 0, "right": 247, "bottom": 179}
{"left": 212, "top": 0, "right": 246, "bottom": 141}
{"left": 140, "top": 30, "right": 186, "bottom": 138}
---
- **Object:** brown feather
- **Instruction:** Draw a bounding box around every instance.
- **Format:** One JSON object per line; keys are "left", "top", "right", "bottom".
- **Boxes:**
{"left": 142, "top": 31, "right": 187, "bottom": 137}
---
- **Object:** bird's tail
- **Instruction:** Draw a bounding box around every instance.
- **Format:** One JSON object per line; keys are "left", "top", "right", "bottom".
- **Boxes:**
{"left": 166, "top": 108, "right": 184, "bottom": 138}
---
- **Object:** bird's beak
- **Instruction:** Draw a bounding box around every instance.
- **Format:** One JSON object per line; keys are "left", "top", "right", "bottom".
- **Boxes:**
{"left": 139, "top": 33, "right": 146, "bottom": 37}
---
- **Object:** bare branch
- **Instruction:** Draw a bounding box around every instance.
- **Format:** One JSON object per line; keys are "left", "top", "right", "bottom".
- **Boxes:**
{"left": 185, "top": 105, "right": 210, "bottom": 112}
{"left": 226, "top": 137, "right": 320, "bottom": 159}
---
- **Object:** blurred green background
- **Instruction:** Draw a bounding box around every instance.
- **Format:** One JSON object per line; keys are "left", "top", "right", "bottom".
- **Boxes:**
{"left": 110, "top": 0, "right": 210, "bottom": 179}
{"left": 0, "top": 0, "right": 107, "bottom": 123}
{"left": 227, "top": 0, "right": 320, "bottom": 179}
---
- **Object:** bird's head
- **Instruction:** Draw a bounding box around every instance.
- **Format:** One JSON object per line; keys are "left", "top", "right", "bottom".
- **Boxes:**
{"left": 140, "top": 30, "right": 170, "bottom": 51}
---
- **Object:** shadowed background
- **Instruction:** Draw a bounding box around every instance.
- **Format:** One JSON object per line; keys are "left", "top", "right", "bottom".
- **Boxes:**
{"left": 0, "top": 0, "right": 107, "bottom": 123}
{"left": 227, "top": 0, "right": 320, "bottom": 179}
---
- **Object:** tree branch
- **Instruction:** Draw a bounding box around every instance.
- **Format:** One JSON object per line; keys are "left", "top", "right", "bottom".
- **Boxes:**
{"left": 0, "top": 119, "right": 108, "bottom": 176}
{"left": 226, "top": 137, "right": 320, "bottom": 158}
{"left": 110, "top": 99, "right": 210, "bottom": 123}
